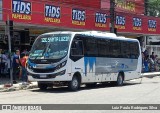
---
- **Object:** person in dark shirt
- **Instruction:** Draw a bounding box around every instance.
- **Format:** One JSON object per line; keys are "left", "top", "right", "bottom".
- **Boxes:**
{"left": 0, "top": 48, "right": 2, "bottom": 76}
{"left": 142, "top": 52, "right": 145, "bottom": 72}
{"left": 144, "top": 49, "right": 149, "bottom": 58}
{"left": 150, "top": 52, "right": 155, "bottom": 61}
{"left": 12, "top": 50, "right": 20, "bottom": 84}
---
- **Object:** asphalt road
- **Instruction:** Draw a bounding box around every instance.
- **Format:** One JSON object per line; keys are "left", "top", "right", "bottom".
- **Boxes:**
{"left": 0, "top": 76, "right": 160, "bottom": 113}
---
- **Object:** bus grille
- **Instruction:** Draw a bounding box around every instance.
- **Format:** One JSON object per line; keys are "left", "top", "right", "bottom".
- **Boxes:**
{"left": 32, "top": 68, "right": 56, "bottom": 73}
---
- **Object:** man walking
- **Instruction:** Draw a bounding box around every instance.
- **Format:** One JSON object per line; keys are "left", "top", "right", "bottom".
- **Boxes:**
{"left": 12, "top": 50, "right": 20, "bottom": 84}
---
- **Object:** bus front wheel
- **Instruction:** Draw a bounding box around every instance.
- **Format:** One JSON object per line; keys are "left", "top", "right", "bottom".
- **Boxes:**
{"left": 38, "top": 82, "right": 48, "bottom": 90}
{"left": 68, "top": 76, "right": 80, "bottom": 91}
{"left": 116, "top": 73, "right": 124, "bottom": 86}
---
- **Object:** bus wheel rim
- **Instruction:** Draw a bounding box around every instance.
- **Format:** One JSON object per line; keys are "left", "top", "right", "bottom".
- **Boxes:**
{"left": 118, "top": 75, "right": 123, "bottom": 85}
{"left": 72, "top": 78, "right": 78, "bottom": 88}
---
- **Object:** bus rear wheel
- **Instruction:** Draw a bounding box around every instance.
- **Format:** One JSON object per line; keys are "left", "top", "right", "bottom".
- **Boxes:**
{"left": 68, "top": 76, "right": 80, "bottom": 91}
{"left": 116, "top": 73, "right": 124, "bottom": 86}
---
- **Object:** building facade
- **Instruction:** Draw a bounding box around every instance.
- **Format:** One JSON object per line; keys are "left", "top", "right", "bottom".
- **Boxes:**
{"left": 0, "top": 0, "right": 160, "bottom": 55}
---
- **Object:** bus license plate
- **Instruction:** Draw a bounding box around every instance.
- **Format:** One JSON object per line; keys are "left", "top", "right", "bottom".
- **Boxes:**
{"left": 40, "top": 74, "right": 47, "bottom": 78}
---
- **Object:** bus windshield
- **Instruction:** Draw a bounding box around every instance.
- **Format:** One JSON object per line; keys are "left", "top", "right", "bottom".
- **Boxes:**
{"left": 29, "top": 34, "right": 71, "bottom": 60}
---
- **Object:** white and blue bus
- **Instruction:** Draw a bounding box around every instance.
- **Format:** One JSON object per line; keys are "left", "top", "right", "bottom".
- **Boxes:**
{"left": 27, "top": 31, "right": 142, "bottom": 91}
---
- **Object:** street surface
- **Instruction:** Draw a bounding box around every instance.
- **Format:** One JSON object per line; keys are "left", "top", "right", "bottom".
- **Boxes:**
{"left": 0, "top": 76, "right": 160, "bottom": 113}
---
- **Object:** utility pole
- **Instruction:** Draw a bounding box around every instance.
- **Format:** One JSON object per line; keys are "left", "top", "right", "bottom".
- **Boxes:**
{"left": 110, "top": 0, "right": 115, "bottom": 33}
{"left": 145, "top": 0, "right": 149, "bottom": 15}
{"left": 6, "top": 16, "right": 13, "bottom": 86}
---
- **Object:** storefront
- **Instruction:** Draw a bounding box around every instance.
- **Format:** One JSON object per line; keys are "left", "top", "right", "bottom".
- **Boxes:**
{"left": 1, "top": 0, "right": 160, "bottom": 52}
{"left": 145, "top": 36, "right": 160, "bottom": 57}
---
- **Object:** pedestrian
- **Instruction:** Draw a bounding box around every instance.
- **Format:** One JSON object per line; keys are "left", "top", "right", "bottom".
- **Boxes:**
{"left": 144, "top": 49, "right": 149, "bottom": 58}
{"left": 12, "top": 50, "right": 21, "bottom": 84}
{"left": 149, "top": 55, "right": 155, "bottom": 72}
{"left": 0, "top": 48, "right": 2, "bottom": 76}
{"left": 1, "top": 50, "right": 7, "bottom": 74}
{"left": 144, "top": 55, "right": 149, "bottom": 72}
{"left": 4, "top": 50, "right": 8, "bottom": 74}
{"left": 150, "top": 52, "right": 155, "bottom": 61}
{"left": 154, "top": 55, "right": 159, "bottom": 71}
{"left": 142, "top": 52, "right": 145, "bottom": 72}
{"left": 20, "top": 52, "right": 28, "bottom": 84}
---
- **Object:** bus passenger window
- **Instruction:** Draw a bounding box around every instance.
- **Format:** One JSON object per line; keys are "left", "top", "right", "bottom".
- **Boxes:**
{"left": 130, "top": 42, "right": 139, "bottom": 59}
{"left": 85, "top": 38, "right": 98, "bottom": 57}
{"left": 110, "top": 40, "right": 120, "bottom": 58}
{"left": 121, "top": 41, "right": 130, "bottom": 58}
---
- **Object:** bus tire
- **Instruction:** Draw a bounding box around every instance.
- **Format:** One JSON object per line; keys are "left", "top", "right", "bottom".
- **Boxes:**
{"left": 38, "top": 82, "right": 48, "bottom": 90}
{"left": 68, "top": 75, "right": 80, "bottom": 91}
{"left": 116, "top": 73, "right": 124, "bottom": 86}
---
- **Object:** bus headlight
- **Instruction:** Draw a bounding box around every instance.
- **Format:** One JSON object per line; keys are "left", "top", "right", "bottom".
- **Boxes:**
{"left": 28, "top": 59, "right": 36, "bottom": 69}
{"left": 55, "top": 60, "right": 67, "bottom": 70}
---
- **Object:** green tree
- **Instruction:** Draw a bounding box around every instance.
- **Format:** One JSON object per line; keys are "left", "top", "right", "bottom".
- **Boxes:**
{"left": 148, "top": 0, "right": 160, "bottom": 17}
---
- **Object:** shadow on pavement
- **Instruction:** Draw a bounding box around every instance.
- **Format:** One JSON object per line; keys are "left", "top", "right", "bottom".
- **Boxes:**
{"left": 30, "top": 82, "right": 140, "bottom": 93}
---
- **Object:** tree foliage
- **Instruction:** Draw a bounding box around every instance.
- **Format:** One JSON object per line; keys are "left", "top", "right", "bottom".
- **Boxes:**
{"left": 148, "top": 0, "right": 160, "bottom": 17}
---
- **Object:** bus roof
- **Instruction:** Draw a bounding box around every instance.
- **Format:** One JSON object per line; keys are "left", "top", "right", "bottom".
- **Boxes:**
{"left": 41, "top": 31, "right": 117, "bottom": 38}
{"left": 80, "top": 31, "right": 117, "bottom": 38}
{"left": 41, "top": 31, "right": 139, "bottom": 42}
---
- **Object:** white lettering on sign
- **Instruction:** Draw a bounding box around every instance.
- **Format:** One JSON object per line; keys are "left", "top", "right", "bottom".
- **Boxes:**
{"left": 148, "top": 20, "right": 156, "bottom": 28}
{"left": 12, "top": 0, "right": 31, "bottom": 14}
{"left": 116, "top": 15, "right": 125, "bottom": 26}
{"left": 95, "top": 12, "right": 107, "bottom": 24}
{"left": 72, "top": 9, "right": 85, "bottom": 21}
{"left": 133, "top": 17, "right": 142, "bottom": 27}
{"left": 45, "top": 5, "right": 60, "bottom": 18}
{"left": 41, "top": 36, "right": 70, "bottom": 43}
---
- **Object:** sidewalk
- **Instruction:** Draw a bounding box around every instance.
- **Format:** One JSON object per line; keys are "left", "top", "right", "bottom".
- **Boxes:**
{"left": 141, "top": 72, "right": 160, "bottom": 78}
{"left": 0, "top": 77, "right": 38, "bottom": 92}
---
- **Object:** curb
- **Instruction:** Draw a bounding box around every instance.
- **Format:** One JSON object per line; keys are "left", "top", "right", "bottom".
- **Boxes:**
{"left": 143, "top": 75, "right": 160, "bottom": 78}
{"left": 142, "top": 73, "right": 160, "bottom": 78}
{"left": 0, "top": 82, "right": 38, "bottom": 92}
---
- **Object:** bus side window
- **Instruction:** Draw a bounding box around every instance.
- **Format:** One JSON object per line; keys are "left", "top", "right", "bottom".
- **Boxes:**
{"left": 110, "top": 40, "right": 120, "bottom": 58}
{"left": 85, "top": 38, "right": 98, "bottom": 57}
{"left": 130, "top": 42, "right": 139, "bottom": 59}
{"left": 98, "top": 39, "right": 106, "bottom": 57}
{"left": 71, "top": 40, "right": 84, "bottom": 56}
{"left": 121, "top": 41, "right": 130, "bottom": 58}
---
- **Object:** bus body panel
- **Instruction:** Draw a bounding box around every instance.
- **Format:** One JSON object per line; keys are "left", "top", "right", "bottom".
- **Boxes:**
{"left": 70, "top": 57, "right": 97, "bottom": 83}
{"left": 27, "top": 55, "right": 73, "bottom": 82}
